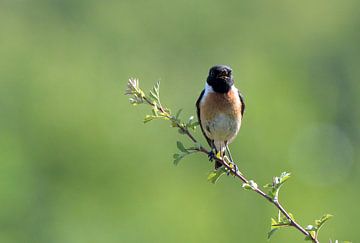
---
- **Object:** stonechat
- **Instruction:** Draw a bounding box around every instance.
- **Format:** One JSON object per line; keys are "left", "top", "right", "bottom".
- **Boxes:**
{"left": 196, "top": 65, "right": 245, "bottom": 169}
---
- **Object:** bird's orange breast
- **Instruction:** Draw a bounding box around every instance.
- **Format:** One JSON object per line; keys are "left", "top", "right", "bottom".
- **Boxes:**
{"left": 200, "top": 89, "right": 242, "bottom": 121}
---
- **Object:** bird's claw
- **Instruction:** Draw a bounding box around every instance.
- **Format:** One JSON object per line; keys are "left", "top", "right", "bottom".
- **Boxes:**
{"left": 208, "top": 151, "right": 215, "bottom": 162}
{"left": 226, "top": 163, "right": 239, "bottom": 176}
{"left": 234, "top": 164, "right": 239, "bottom": 174}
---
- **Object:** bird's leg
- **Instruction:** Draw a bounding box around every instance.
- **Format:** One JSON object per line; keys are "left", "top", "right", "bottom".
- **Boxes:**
{"left": 221, "top": 144, "right": 231, "bottom": 176}
{"left": 226, "top": 145, "right": 238, "bottom": 175}
{"left": 225, "top": 144, "right": 234, "bottom": 163}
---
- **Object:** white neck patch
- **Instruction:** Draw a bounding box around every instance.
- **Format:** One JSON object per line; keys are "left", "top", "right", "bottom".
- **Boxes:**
{"left": 201, "top": 83, "right": 237, "bottom": 105}
{"left": 204, "top": 83, "right": 214, "bottom": 94}
{"left": 199, "top": 83, "right": 214, "bottom": 105}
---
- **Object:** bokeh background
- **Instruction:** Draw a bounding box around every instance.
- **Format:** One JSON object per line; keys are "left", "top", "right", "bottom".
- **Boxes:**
{"left": 1, "top": 1, "right": 359, "bottom": 242}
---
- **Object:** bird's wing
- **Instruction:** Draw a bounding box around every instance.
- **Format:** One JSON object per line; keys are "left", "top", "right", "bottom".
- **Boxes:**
{"left": 196, "top": 89, "right": 213, "bottom": 148}
{"left": 238, "top": 91, "right": 245, "bottom": 117}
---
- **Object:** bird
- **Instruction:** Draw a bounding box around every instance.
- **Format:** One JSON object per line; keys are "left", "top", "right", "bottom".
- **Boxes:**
{"left": 196, "top": 65, "right": 245, "bottom": 170}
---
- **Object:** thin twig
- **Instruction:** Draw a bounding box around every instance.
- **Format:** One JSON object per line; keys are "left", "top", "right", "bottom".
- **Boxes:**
{"left": 196, "top": 142, "right": 317, "bottom": 242}
{"left": 128, "top": 79, "right": 319, "bottom": 243}
{"left": 175, "top": 122, "right": 318, "bottom": 242}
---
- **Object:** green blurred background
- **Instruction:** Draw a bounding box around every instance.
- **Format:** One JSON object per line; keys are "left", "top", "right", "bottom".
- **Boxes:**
{"left": 0, "top": 1, "right": 359, "bottom": 242}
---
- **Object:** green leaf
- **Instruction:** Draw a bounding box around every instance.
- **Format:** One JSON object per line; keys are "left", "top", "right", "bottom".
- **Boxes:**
{"left": 271, "top": 218, "right": 277, "bottom": 228}
{"left": 173, "top": 153, "right": 189, "bottom": 166}
{"left": 164, "top": 107, "right": 171, "bottom": 114}
{"left": 178, "top": 128, "right": 186, "bottom": 134}
{"left": 207, "top": 168, "right": 226, "bottom": 184}
{"left": 188, "top": 121, "right": 199, "bottom": 130}
{"left": 315, "top": 214, "right": 333, "bottom": 231}
{"left": 149, "top": 90, "right": 159, "bottom": 101}
{"left": 176, "top": 141, "right": 188, "bottom": 153}
{"left": 271, "top": 222, "right": 291, "bottom": 227}
{"left": 144, "top": 115, "right": 155, "bottom": 123}
{"left": 243, "top": 180, "right": 258, "bottom": 190}
{"left": 175, "top": 109, "right": 183, "bottom": 119}
{"left": 173, "top": 153, "right": 184, "bottom": 165}
{"left": 149, "top": 81, "right": 161, "bottom": 103}
{"left": 154, "top": 80, "right": 160, "bottom": 94}
{"left": 152, "top": 105, "right": 158, "bottom": 116}
{"left": 173, "top": 150, "right": 198, "bottom": 166}
{"left": 268, "top": 216, "right": 289, "bottom": 240}
{"left": 304, "top": 235, "right": 313, "bottom": 241}
{"left": 288, "top": 212, "right": 295, "bottom": 221}
{"left": 129, "top": 97, "right": 143, "bottom": 105}
{"left": 279, "top": 172, "right": 291, "bottom": 184}
{"left": 271, "top": 221, "right": 291, "bottom": 228}
{"left": 267, "top": 228, "right": 278, "bottom": 239}
{"left": 269, "top": 213, "right": 292, "bottom": 232}
{"left": 265, "top": 172, "right": 292, "bottom": 201}
{"left": 263, "top": 183, "right": 273, "bottom": 188}
{"left": 192, "top": 121, "right": 200, "bottom": 127}
{"left": 242, "top": 183, "right": 252, "bottom": 190}
{"left": 266, "top": 186, "right": 277, "bottom": 200}
{"left": 268, "top": 212, "right": 295, "bottom": 240}
{"left": 129, "top": 98, "right": 137, "bottom": 104}
{"left": 173, "top": 153, "right": 180, "bottom": 164}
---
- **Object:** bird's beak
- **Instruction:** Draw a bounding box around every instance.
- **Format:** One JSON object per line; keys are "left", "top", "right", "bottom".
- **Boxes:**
{"left": 217, "top": 71, "right": 229, "bottom": 79}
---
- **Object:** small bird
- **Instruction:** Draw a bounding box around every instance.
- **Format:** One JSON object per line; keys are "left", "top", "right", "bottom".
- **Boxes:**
{"left": 196, "top": 65, "right": 245, "bottom": 169}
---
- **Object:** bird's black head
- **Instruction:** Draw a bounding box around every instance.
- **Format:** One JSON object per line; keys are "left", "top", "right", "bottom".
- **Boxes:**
{"left": 206, "top": 65, "right": 234, "bottom": 93}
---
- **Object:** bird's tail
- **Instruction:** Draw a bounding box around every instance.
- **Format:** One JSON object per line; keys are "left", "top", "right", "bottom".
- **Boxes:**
{"left": 215, "top": 160, "right": 222, "bottom": 170}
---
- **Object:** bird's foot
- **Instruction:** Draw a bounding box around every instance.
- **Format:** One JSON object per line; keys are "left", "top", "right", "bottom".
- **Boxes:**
{"left": 233, "top": 164, "right": 239, "bottom": 174}
{"left": 226, "top": 164, "right": 239, "bottom": 176}
{"left": 226, "top": 161, "right": 239, "bottom": 176}
{"left": 208, "top": 151, "right": 215, "bottom": 162}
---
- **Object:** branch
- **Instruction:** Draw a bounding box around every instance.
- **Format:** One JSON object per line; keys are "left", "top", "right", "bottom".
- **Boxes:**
{"left": 125, "top": 78, "right": 339, "bottom": 243}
